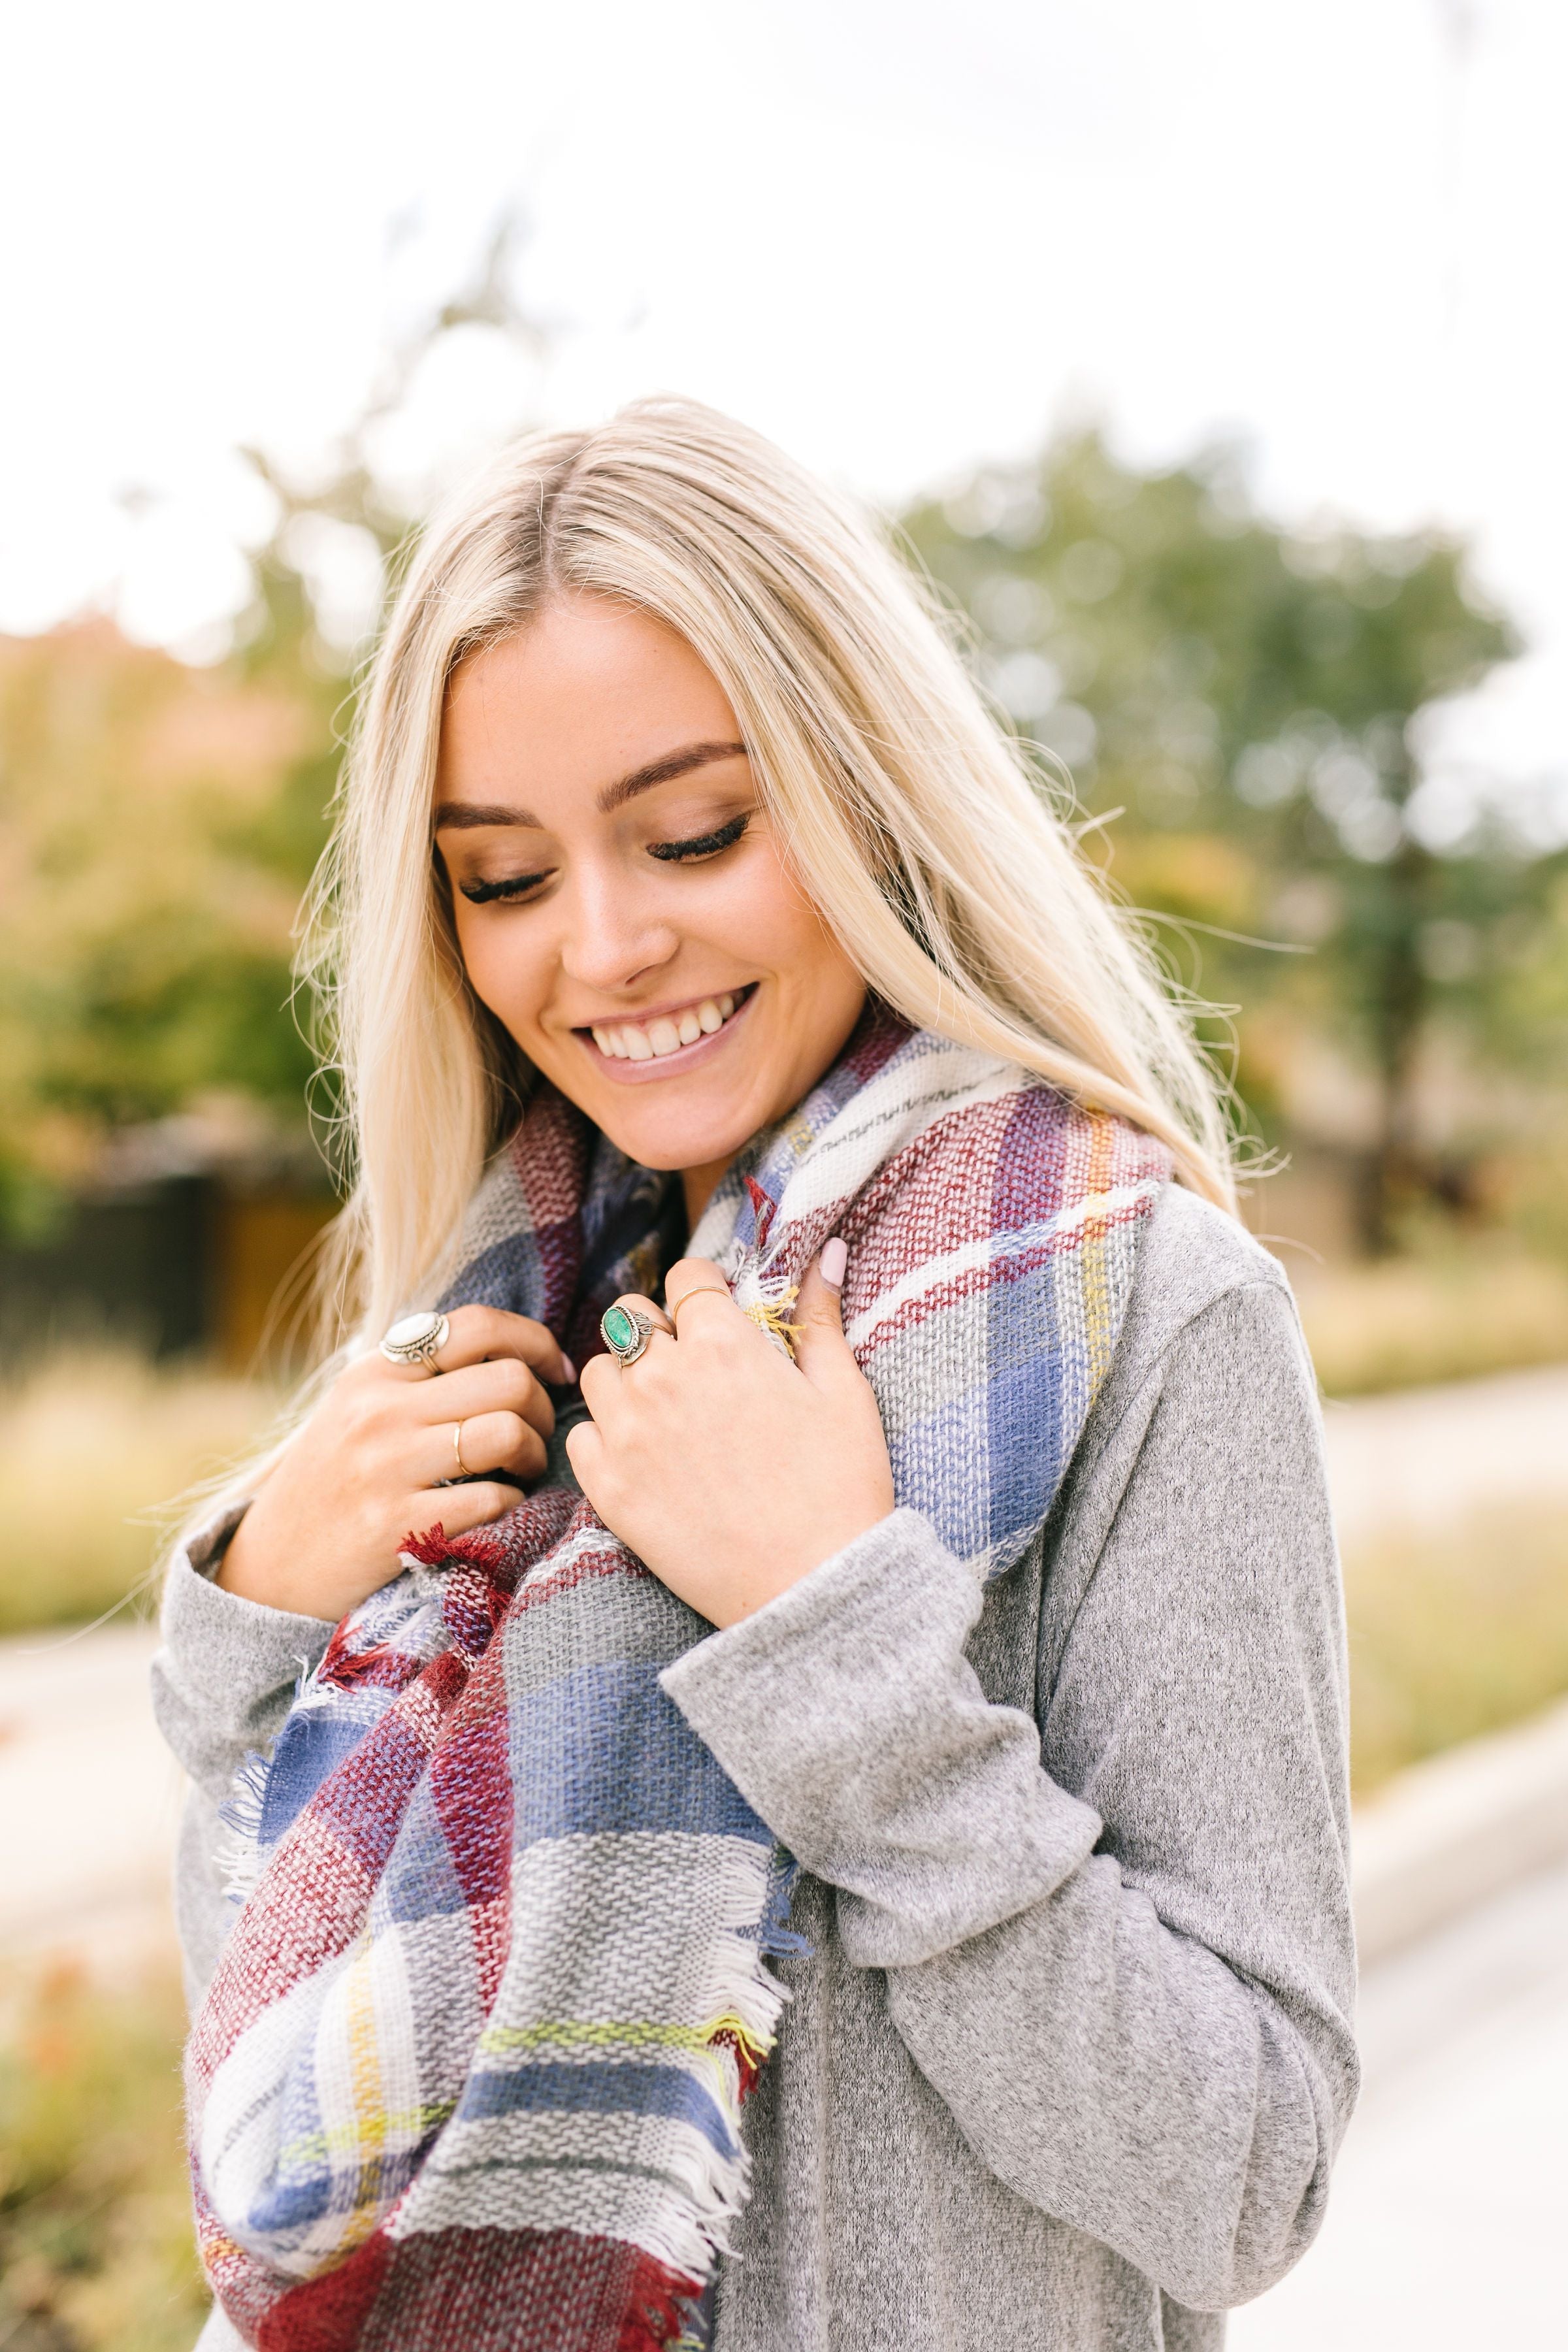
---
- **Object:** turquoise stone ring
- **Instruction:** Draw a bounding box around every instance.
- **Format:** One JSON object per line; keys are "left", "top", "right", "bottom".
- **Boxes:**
{"left": 600, "top": 1304, "right": 655, "bottom": 1366}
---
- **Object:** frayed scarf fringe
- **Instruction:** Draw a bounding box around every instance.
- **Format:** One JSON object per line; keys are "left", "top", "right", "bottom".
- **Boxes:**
{"left": 217, "top": 1649, "right": 338, "bottom": 1906}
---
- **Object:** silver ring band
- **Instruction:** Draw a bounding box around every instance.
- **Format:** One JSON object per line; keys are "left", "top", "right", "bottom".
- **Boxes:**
{"left": 600, "top": 1305, "right": 656, "bottom": 1367}
{"left": 380, "top": 1311, "right": 450, "bottom": 1374}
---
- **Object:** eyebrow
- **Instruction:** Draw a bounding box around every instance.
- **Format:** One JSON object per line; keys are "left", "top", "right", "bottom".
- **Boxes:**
{"left": 433, "top": 739, "right": 749, "bottom": 832}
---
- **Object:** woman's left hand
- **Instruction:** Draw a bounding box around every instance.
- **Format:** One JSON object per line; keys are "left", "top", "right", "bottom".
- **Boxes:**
{"left": 566, "top": 1250, "right": 895, "bottom": 1628}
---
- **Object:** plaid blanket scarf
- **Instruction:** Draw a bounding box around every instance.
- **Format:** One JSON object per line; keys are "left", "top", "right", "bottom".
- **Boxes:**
{"left": 186, "top": 1013, "right": 1169, "bottom": 2349}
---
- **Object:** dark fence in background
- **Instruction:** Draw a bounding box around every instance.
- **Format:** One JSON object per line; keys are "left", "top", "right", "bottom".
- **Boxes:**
{"left": 0, "top": 1177, "right": 336, "bottom": 1365}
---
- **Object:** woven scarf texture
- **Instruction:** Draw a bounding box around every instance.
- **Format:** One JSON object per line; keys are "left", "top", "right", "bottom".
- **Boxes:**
{"left": 186, "top": 1013, "right": 1169, "bottom": 2350}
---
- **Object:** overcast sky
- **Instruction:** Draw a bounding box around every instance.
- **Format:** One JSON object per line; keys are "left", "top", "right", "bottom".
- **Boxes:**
{"left": 3, "top": 0, "right": 1562, "bottom": 803}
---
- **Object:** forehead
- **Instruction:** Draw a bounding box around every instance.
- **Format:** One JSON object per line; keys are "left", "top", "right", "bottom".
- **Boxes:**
{"left": 440, "top": 596, "right": 740, "bottom": 799}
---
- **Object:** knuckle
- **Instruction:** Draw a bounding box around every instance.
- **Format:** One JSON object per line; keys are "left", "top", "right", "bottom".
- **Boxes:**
{"left": 340, "top": 1390, "right": 384, "bottom": 1443}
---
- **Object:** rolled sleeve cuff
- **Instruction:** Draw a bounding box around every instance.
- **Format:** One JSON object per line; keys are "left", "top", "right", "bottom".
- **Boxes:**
{"left": 153, "top": 1511, "right": 338, "bottom": 1763}
{"left": 660, "top": 1509, "right": 1100, "bottom": 1967}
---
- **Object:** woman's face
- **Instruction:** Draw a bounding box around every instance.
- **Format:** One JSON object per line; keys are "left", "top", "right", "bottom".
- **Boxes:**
{"left": 436, "top": 594, "right": 866, "bottom": 1192}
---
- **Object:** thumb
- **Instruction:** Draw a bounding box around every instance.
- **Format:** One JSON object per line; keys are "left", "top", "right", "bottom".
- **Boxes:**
{"left": 791, "top": 1237, "right": 858, "bottom": 1388}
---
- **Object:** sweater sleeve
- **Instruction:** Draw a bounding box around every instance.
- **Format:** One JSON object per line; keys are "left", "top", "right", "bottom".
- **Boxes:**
{"left": 150, "top": 1512, "right": 336, "bottom": 2006}
{"left": 659, "top": 1279, "right": 1356, "bottom": 2311}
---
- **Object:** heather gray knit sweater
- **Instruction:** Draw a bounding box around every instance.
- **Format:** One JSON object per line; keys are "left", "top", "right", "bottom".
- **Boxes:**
{"left": 153, "top": 1183, "right": 1356, "bottom": 2351}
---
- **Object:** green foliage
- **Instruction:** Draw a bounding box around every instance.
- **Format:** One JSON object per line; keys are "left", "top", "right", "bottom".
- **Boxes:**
{"left": 0, "top": 625, "right": 331, "bottom": 1223}
{"left": 0, "top": 221, "right": 549, "bottom": 1236}
{"left": 903, "top": 433, "right": 1564, "bottom": 1246}
{"left": 0, "top": 1961, "right": 208, "bottom": 2351}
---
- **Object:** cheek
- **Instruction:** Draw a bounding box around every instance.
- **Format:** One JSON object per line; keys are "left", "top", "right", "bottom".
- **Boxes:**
{"left": 452, "top": 915, "right": 550, "bottom": 1037}
{"left": 719, "top": 836, "right": 828, "bottom": 966}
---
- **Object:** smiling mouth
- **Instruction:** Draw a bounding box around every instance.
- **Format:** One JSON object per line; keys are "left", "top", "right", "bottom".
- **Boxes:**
{"left": 576, "top": 983, "right": 758, "bottom": 1067}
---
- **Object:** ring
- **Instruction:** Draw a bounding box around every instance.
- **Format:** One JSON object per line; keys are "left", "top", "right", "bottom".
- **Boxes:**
{"left": 453, "top": 1421, "right": 468, "bottom": 1477}
{"left": 600, "top": 1304, "right": 656, "bottom": 1367}
{"left": 380, "top": 1310, "right": 450, "bottom": 1374}
{"left": 667, "top": 1284, "right": 725, "bottom": 1333}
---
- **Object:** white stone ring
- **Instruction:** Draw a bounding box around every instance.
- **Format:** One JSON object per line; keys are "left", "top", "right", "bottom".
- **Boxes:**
{"left": 380, "top": 1310, "right": 451, "bottom": 1375}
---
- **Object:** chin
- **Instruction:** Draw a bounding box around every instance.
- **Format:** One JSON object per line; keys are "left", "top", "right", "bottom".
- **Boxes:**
{"left": 595, "top": 1097, "right": 755, "bottom": 1173}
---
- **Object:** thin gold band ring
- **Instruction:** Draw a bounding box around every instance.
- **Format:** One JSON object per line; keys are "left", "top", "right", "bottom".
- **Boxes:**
{"left": 453, "top": 1420, "right": 468, "bottom": 1478}
{"left": 666, "top": 1285, "right": 727, "bottom": 1333}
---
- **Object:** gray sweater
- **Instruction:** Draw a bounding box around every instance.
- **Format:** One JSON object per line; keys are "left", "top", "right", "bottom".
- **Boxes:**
{"left": 152, "top": 1184, "right": 1356, "bottom": 2351}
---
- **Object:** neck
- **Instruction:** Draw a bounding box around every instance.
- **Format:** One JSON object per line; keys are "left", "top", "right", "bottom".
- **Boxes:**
{"left": 681, "top": 1156, "right": 733, "bottom": 1233}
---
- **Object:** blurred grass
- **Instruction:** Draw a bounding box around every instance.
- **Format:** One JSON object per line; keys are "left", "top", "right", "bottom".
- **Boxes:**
{"left": 0, "top": 1958, "right": 208, "bottom": 2352}
{"left": 1294, "top": 1249, "right": 1568, "bottom": 1397}
{"left": 1345, "top": 1499, "right": 1568, "bottom": 1795}
{"left": 0, "top": 1348, "right": 280, "bottom": 1637}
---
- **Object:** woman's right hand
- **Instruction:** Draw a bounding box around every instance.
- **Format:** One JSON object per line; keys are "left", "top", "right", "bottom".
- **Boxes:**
{"left": 216, "top": 1306, "right": 574, "bottom": 1624}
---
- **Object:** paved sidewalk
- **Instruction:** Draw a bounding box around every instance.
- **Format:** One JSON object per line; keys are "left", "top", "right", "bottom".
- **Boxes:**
{"left": 1318, "top": 1360, "right": 1568, "bottom": 1544}
{"left": 1232, "top": 1856, "right": 1568, "bottom": 2347}
{"left": 0, "top": 1619, "right": 177, "bottom": 1965}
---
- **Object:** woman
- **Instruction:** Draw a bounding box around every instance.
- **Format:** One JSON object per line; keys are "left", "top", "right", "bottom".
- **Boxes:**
{"left": 154, "top": 399, "right": 1355, "bottom": 2352}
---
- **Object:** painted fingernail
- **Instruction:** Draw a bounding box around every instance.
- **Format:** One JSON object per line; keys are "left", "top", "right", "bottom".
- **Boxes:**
{"left": 820, "top": 1236, "right": 848, "bottom": 1290}
{"left": 560, "top": 1355, "right": 578, "bottom": 1384}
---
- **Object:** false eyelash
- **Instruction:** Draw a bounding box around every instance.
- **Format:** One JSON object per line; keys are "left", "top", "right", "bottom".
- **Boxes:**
{"left": 647, "top": 813, "right": 751, "bottom": 862}
{"left": 459, "top": 869, "right": 551, "bottom": 905}
{"left": 457, "top": 812, "right": 751, "bottom": 904}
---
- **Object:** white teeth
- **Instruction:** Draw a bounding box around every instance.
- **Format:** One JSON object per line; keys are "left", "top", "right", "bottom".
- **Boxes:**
{"left": 589, "top": 990, "right": 747, "bottom": 1061}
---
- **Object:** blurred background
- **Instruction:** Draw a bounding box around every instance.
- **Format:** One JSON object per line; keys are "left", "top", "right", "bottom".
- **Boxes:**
{"left": 1, "top": 3, "right": 1565, "bottom": 2345}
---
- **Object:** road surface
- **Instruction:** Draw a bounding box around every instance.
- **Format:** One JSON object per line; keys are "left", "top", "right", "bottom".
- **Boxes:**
{"left": 1232, "top": 1855, "right": 1568, "bottom": 2347}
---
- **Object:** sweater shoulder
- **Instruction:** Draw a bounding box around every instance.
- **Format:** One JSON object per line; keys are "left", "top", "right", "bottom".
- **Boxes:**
{"left": 1104, "top": 1182, "right": 1300, "bottom": 1424}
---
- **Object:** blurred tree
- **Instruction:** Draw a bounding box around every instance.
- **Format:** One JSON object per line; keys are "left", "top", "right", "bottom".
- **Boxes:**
{"left": 902, "top": 434, "right": 1561, "bottom": 1249}
{"left": 0, "top": 623, "right": 320, "bottom": 1229}
{"left": 0, "top": 220, "right": 548, "bottom": 1236}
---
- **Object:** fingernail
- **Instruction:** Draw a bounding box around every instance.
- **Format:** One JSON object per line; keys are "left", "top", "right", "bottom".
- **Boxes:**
{"left": 820, "top": 1236, "right": 847, "bottom": 1290}
{"left": 560, "top": 1355, "right": 578, "bottom": 1384}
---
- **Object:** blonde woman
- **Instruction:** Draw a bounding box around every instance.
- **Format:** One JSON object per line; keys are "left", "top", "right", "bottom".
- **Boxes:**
{"left": 154, "top": 401, "right": 1355, "bottom": 2352}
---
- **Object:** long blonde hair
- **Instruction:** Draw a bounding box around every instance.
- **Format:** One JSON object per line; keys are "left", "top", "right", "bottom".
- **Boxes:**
{"left": 304, "top": 396, "right": 1237, "bottom": 1350}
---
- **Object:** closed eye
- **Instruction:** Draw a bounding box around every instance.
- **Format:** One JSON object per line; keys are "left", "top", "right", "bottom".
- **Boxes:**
{"left": 647, "top": 813, "right": 751, "bottom": 863}
{"left": 459, "top": 868, "right": 552, "bottom": 905}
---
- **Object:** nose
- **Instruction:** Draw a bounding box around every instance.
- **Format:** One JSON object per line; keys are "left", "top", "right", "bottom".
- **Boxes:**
{"left": 556, "top": 862, "right": 679, "bottom": 996}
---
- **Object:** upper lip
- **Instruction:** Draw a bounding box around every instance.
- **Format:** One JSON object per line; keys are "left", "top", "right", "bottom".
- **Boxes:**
{"left": 570, "top": 984, "right": 755, "bottom": 1033}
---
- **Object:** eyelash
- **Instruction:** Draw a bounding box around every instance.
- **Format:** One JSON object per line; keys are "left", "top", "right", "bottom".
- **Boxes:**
{"left": 646, "top": 812, "right": 750, "bottom": 863}
{"left": 458, "top": 813, "right": 751, "bottom": 905}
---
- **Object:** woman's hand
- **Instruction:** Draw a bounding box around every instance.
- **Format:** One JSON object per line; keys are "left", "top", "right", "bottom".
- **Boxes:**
{"left": 216, "top": 1307, "right": 573, "bottom": 1624}
{"left": 566, "top": 1249, "right": 895, "bottom": 1628}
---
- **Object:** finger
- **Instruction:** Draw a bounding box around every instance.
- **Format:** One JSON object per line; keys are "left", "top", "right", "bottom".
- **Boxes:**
{"left": 383, "top": 1306, "right": 573, "bottom": 1387}
{"left": 664, "top": 1256, "right": 738, "bottom": 1339}
{"left": 438, "top": 1304, "right": 575, "bottom": 1384}
{"left": 412, "top": 1356, "right": 556, "bottom": 1442}
{"left": 435, "top": 1410, "right": 547, "bottom": 1486}
{"left": 791, "top": 1239, "right": 862, "bottom": 1389}
{"left": 564, "top": 1418, "right": 608, "bottom": 1503}
{"left": 578, "top": 1348, "right": 625, "bottom": 1426}
{"left": 405, "top": 1479, "right": 523, "bottom": 1542}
